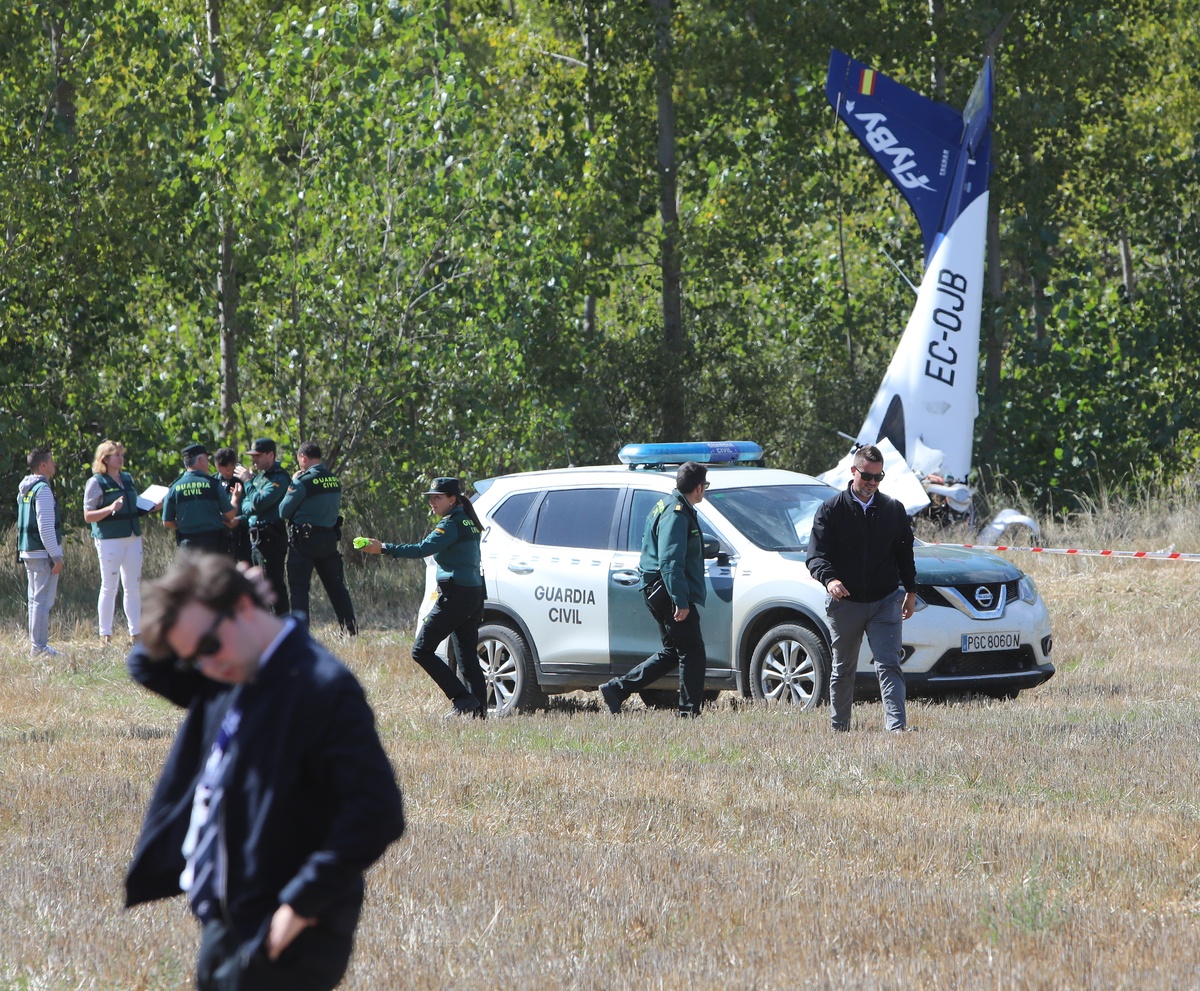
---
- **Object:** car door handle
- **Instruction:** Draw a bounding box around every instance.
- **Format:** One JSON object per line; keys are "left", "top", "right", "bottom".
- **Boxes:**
{"left": 611, "top": 570, "right": 641, "bottom": 586}
{"left": 507, "top": 562, "right": 535, "bottom": 575}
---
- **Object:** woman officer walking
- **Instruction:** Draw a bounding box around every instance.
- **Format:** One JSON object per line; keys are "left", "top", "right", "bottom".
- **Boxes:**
{"left": 358, "top": 477, "right": 489, "bottom": 717}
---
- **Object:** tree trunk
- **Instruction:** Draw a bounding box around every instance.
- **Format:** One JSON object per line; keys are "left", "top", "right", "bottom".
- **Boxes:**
{"left": 651, "top": 0, "right": 684, "bottom": 441}
{"left": 928, "top": 0, "right": 945, "bottom": 99}
{"left": 207, "top": 0, "right": 240, "bottom": 438}
{"left": 1119, "top": 230, "right": 1135, "bottom": 302}
{"left": 580, "top": 4, "right": 598, "bottom": 352}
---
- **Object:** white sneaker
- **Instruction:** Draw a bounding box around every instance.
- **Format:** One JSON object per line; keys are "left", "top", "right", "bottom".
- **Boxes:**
{"left": 33, "top": 646, "right": 62, "bottom": 657}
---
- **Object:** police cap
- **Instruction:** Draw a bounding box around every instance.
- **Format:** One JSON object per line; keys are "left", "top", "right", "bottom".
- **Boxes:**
{"left": 424, "top": 477, "right": 463, "bottom": 497}
{"left": 245, "top": 438, "right": 276, "bottom": 455}
{"left": 181, "top": 443, "right": 210, "bottom": 459}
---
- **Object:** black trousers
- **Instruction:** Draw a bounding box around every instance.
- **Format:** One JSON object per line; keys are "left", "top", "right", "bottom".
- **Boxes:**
{"left": 287, "top": 530, "right": 357, "bottom": 634}
{"left": 251, "top": 523, "right": 290, "bottom": 615}
{"left": 226, "top": 521, "right": 253, "bottom": 565}
{"left": 196, "top": 917, "right": 353, "bottom": 991}
{"left": 177, "top": 530, "right": 232, "bottom": 556}
{"left": 413, "top": 582, "right": 487, "bottom": 711}
{"left": 611, "top": 591, "right": 707, "bottom": 715}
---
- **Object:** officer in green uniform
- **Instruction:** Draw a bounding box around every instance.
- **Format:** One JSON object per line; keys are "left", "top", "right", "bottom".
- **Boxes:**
{"left": 213, "top": 447, "right": 252, "bottom": 564}
{"left": 598, "top": 460, "right": 709, "bottom": 716}
{"left": 357, "top": 477, "right": 488, "bottom": 716}
{"left": 237, "top": 438, "right": 291, "bottom": 614}
{"left": 161, "top": 444, "right": 237, "bottom": 555}
{"left": 279, "top": 440, "right": 357, "bottom": 634}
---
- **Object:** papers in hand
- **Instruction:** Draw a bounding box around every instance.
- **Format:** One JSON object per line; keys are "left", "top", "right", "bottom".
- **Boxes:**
{"left": 138, "top": 484, "right": 170, "bottom": 512}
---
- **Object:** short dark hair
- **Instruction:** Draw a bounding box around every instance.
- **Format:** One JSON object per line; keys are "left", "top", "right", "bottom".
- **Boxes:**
{"left": 298, "top": 441, "right": 322, "bottom": 461}
{"left": 27, "top": 447, "right": 52, "bottom": 472}
{"left": 676, "top": 461, "right": 707, "bottom": 495}
{"left": 855, "top": 444, "right": 884, "bottom": 467}
{"left": 141, "top": 552, "right": 267, "bottom": 661}
{"left": 213, "top": 447, "right": 238, "bottom": 467}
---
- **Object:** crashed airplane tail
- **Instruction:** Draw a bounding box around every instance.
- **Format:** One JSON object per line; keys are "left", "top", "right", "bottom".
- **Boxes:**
{"left": 825, "top": 49, "right": 993, "bottom": 489}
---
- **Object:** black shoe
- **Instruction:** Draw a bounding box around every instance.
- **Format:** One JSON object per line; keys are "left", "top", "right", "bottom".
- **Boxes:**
{"left": 445, "top": 696, "right": 483, "bottom": 719}
{"left": 598, "top": 681, "right": 623, "bottom": 715}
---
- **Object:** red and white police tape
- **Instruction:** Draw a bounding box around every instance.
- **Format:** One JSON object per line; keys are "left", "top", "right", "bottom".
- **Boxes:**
{"left": 930, "top": 543, "right": 1200, "bottom": 562}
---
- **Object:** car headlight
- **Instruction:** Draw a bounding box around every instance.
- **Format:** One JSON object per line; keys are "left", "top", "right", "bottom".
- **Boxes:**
{"left": 1018, "top": 575, "right": 1039, "bottom": 605}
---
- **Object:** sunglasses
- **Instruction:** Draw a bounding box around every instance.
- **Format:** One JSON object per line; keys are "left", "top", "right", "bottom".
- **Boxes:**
{"left": 853, "top": 467, "right": 885, "bottom": 483}
{"left": 179, "top": 610, "right": 229, "bottom": 668}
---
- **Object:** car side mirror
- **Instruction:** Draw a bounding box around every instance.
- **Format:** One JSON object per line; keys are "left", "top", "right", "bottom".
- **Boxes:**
{"left": 702, "top": 536, "right": 727, "bottom": 566}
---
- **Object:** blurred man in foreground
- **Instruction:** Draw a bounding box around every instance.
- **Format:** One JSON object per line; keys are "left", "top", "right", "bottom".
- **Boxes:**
{"left": 124, "top": 552, "right": 404, "bottom": 990}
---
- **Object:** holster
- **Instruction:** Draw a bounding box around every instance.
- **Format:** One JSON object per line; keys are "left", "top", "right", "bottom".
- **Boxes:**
{"left": 249, "top": 521, "right": 285, "bottom": 551}
{"left": 287, "top": 522, "right": 314, "bottom": 548}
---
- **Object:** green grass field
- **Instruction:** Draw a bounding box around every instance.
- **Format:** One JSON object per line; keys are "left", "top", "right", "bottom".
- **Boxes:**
{"left": 2, "top": 506, "right": 1200, "bottom": 989}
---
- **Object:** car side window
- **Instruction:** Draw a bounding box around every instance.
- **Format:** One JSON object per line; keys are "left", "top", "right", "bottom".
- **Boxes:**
{"left": 625, "top": 489, "right": 667, "bottom": 552}
{"left": 531, "top": 488, "right": 619, "bottom": 549}
{"left": 490, "top": 491, "right": 538, "bottom": 538}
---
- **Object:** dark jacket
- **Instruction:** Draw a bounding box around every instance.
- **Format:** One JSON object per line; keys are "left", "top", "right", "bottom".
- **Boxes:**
{"left": 383, "top": 504, "right": 483, "bottom": 586}
{"left": 238, "top": 462, "right": 292, "bottom": 527}
{"left": 806, "top": 483, "right": 916, "bottom": 603}
{"left": 279, "top": 464, "right": 342, "bottom": 527}
{"left": 124, "top": 622, "right": 405, "bottom": 944}
{"left": 639, "top": 489, "right": 707, "bottom": 610}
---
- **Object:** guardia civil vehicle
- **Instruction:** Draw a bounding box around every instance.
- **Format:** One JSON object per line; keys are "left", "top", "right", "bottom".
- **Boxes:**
{"left": 417, "top": 441, "right": 1054, "bottom": 716}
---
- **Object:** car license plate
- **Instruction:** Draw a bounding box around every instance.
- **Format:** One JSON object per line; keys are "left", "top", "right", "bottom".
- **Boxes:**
{"left": 961, "top": 631, "right": 1020, "bottom": 652}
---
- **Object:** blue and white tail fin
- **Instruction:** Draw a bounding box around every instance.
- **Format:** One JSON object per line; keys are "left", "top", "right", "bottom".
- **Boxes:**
{"left": 824, "top": 50, "right": 994, "bottom": 488}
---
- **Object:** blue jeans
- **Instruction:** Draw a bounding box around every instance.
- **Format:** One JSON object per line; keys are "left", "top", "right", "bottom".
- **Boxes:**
{"left": 827, "top": 589, "right": 907, "bottom": 731}
{"left": 23, "top": 557, "right": 59, "bottom": 652}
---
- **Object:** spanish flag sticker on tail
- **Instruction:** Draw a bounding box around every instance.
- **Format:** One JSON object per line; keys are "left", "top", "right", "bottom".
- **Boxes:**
{"left": 858, "top": 68, "right": 876, "bottom": 95}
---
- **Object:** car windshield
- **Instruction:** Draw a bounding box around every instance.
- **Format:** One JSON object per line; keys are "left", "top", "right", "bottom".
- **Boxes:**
{"left": 706, "top": 484, "right": 834, "bottom": 552}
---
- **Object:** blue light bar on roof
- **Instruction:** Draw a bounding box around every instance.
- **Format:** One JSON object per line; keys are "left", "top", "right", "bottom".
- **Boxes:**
{"left": 617, "top": 441, "right": 764, "bottom": 467}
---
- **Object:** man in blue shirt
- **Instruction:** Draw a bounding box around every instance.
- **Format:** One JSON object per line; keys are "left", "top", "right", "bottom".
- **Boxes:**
{"left": 124, "top": 553, "right": 404, "bottom": 990}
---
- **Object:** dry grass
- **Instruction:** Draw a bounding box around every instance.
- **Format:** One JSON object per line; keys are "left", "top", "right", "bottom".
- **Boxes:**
{"left": 4, "top": 511, "right": 1200, "bottom": 989}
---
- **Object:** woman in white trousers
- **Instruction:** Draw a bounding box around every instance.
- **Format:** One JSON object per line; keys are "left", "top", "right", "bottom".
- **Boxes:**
{"left": 82, "top": 440, "right": 158, "bottom": 644}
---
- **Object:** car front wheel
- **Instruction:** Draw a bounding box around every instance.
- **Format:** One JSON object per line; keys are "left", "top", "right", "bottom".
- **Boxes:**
{"left": 477, "top": 622, "right": 547, "bottom": 716}
{"left": 749, "top": 623, "right": 829, "bottom": 710}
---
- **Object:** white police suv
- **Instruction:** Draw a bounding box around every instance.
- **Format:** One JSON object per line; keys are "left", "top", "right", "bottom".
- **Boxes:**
{"left": 420, "top": 442, "right": 1054, "bottom": 716}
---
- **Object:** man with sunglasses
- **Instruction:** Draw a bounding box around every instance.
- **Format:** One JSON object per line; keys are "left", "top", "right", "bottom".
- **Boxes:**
{"left": 124, "top": 553, "right": 404, "bottom": 990}
{"left": 807, "top": 444, "right": 917, "bottom": 733}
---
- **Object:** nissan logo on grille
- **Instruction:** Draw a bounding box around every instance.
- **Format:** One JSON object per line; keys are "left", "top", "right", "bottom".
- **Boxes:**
{"left": 973, "top": 585, "right": 994, "bottom": 608}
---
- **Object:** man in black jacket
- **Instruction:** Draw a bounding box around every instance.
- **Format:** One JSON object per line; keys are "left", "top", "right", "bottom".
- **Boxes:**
{"left": 807, "top": 445, "right": 917, "bottom": 732}
{"left": 124, "top": 553, "right": 404, "bottom": 990}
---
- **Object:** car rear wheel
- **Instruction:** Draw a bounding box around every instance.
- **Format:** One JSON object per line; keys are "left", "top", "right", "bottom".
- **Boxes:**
{"left": 477, "top": 622, "right": 547, "bottom": 716}
{"left": 749, "top": 623, "right": 829, "bottom": 710}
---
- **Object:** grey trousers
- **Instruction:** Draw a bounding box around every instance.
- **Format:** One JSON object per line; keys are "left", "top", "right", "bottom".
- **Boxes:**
{"left": 24, "top": 557, "right": 60, "bottom": 652}
{"left": 827, "top": 589, "right": 907, "bottom": 731}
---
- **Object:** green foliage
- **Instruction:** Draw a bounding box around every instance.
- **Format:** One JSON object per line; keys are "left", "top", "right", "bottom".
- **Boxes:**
{"left": 2, "top": 0, "right": 1198, "bottom": 519}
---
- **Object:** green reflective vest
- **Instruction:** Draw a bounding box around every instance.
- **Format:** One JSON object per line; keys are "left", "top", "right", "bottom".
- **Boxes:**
{"left": 18, "top": 480, "right": 62, "bottom": 554}
{"left": 90, "top": 471, "right": 142, "bottom": 539}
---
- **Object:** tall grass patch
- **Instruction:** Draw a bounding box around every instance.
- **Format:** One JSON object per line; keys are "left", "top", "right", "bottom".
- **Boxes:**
{"left": 4, "top": 501, "right": 1200, "bottom": 988}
